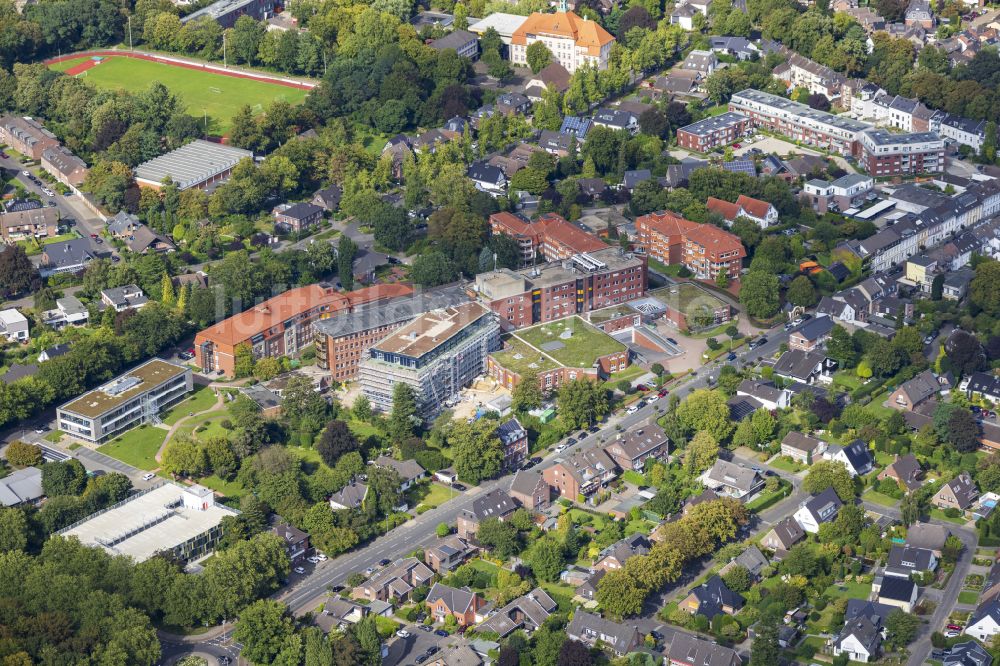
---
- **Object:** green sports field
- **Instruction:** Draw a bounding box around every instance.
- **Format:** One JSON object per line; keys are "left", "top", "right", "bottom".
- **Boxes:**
{"left": 49, "top": 56, "right": 309, "bottom": 134}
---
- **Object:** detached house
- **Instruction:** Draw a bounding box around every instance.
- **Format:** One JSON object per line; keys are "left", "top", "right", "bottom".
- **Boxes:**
{"left": 667, "top": 634, "right": 741, "bottom": 666}
{"left": 788, "top": 316, "right": 834, "bottom": 352}
{"left": 736, "top": 379, "right": 790, "bottom": 411}
{"left": 773, "top": 349, "right": 831, "bottom": 385}
{"left": 823, "top": 439, "right": 874, "bottom": 477}
{"left": 602, "top": 422, "right": 668, "bottom": 471}
{"left": 681, "top": 575, "right": 745, "bottom": 618}
{"left": 885, "top": 544, "right": 937, "bottom": 580}
{"left": 966, "top": 601, "right": 1000, "bottom": 643}
{"left": 565, "top": 610, "right": 641, "bottom": 656}
{"left": 761, "top": 516, "right": 805, "bottom": 557}
{"left": 594, "top": 534, "right": 651, "bottom": 571}
{"left": 706, "top": 195, "right": 778, "bottom": 229}
{"left": 477, "top": 588, "right": 557, "bottom": 637}
{"left": 329, "top": 481, "right": 368, "bottom": 510}
{"left": 876, "top": 576, "right": 918, "bottom": 613}
{"left": 426, "top": 583, "right": 486, "bottom": 626}
{"left": 933, "top": 472, "right": 979, "bottom": 514}
{"left": 905, "top": 523, "right": 950, "bottom": 556}
{"left": 272, "top": 522, "right": 310, "bottom": 563}
{"left": 780, "top": 431, "right": 827, "bottom": 465}
{"left": 877, "top": 454, "right": 922, "bottom": 492}
{"left": 425, "top": 535, "right": 477, "bottom": 573}
{"left": 373, "top": 456, "right": 426, "bottom": 492}
{"left": 497, "top": 417, "right": 529, "bottom": 470}
{"left": 702, "top": 460, "right": 764, "bottom": 502}
{"left": 457, "top": 489, "right": 517, "bottom": 539}
{"left": 834, "top": 613, "right": 883, "bottom": 663}
{"left": 888, "top": 370, "right": 947, "bottom": 411}
{"left": 273, "top": 202, "right": 324, "bottom": 234}
{"left": 468, "top": 162, "right": 508, "bottom": 195}
{"left": 794, "top": 487, "right": 843, "bottom": 533}
{"left": 718, "top": 545, "right": 769, "bottom": 581}
{"left": 543, "top": 446, "right": 618, "bottom": 500}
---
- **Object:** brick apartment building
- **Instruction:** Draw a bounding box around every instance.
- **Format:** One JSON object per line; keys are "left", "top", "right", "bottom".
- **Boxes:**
{"left": 636, "top": 211, "right": 746, "bottom": 280}
{"left": 675, "top": 112, "right": 750, "bottom": 152}
{"left": 313, "top": 285, "right": 470, "bottom": 383}
{"left": 858, "top": 128, "right": 945, "bottom": 176}
{"left": 489, "top": 212, "right": 607, "bottom": 264}
{"left": 0, "top": 116, "right": 59, "bottom": 160}
{"left": 194, "top": 283, "right": 412, "bottom": 377}
{"left": 473, "top": 246, "right": 647, "bottom": 330}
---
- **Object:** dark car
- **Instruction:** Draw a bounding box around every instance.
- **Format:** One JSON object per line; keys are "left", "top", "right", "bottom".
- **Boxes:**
{"left": 379, "top": 559, "right": 391, "bottom": 567}
{"left": 649, "top": 630, "right": 663, "bottom": 642}
{"left": 748, "top": 337, "right": 767, "bottom": 349}
{"left": 418, "top": 625, "right": 432, "bottom": 632}
{"left": 452, "top": 482, "right": 466, "bottom": 491}
{"left": 521, "top": 459, "right": 536, "bottom": 470}
{"left": 588, "top": 426, "right": 598, "bottom": 433}
{"left": 565, "top": 437, "right": 577, "bottom": 446}
{"left": 416, "top": 655, "right": 428, "bottom": 664}
{"left": 434, "top": 630, "right": 448, "bottom": 637}
{"left": 425, "top": 647, "right": 439, "bottom": 656}
{"left": 727, "top": 352, "right": 737, "bottom": 361}
{"left": 530, "top": 456, "right": 543, "bottom": 465}
{"left": 578, "top": 431, "right": 588, "bottom": 440}
{"left": 666, "top": 337, "right": 679, "bottom": 345}
{"left": 636, "top": 384, "right": 650, "bottom": 391}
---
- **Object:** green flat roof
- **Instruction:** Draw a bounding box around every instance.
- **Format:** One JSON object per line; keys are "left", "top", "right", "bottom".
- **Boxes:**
{"left": 60, "top": 359, "right": 189, "bottom": 418}
{"left": 515, "top": 316, "right": 626, "bottom": 369}
{"left": 492, "top": 335, "right": 561, "bottom": 376}
{"left": 648, "top": 283, "right": 727, "bottom": 316}
{"left": 586, "top": 305, "right": 638, "bottom": 324}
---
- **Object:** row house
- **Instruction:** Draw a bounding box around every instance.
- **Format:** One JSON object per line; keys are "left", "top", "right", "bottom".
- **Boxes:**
{"left": 0, "top": 116, "right": 60, "bottom": 160}
{"left": 852, "top": 93, "right": 934, "bottom": 133}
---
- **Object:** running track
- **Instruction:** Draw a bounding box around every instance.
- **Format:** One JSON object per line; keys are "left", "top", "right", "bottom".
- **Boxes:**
{"left": 44, "top": 50, "right": 317, "bottom": 91}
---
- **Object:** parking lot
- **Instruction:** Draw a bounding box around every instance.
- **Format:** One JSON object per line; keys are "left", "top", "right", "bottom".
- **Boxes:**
{"left": 389, "top": 623, "right": 460, "bottom": 666}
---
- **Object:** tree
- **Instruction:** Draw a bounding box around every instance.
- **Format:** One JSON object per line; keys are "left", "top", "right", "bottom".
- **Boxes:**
{"left": 638, "top": 107, "right": 669, "bottom": 138}
{"left": 512, "top": 371, "right": 543, "bottom": 411}
{"left": 477, "top": 518, "right": 520, "bottom": 558}
{"left": 557, "top": 379, "right": 609, "bottom": 429}
{"left": 436, "top": 522, "right": 451, "bottom": 538}
{"left": 931, "top": 273, "right": 944, "bottom": 300}
{"left": 526, "top": 41, "right": 553, "bottom": 74}
{"left": 750, "top": 619, "right": 780, "bottom": 666}
{"left": 317, "top": 420, "right": 359, "bottom": 467}
{"left": 5, "top": 441, "right": 42, "bottom": 467}
{"left": 0, "top": 244, "right": 42, "bottom": 298}
{"left": 826, "top": 325, "right": 858, "bottom": 367}
{"left": 885, "top": 609, "right": 920, "bottom": 648}
{"left": 41, "top": 459, "right": 87, "bottom": 497}
{"left": 982, "top": 121, "right": 997, "bottom": 164}
{"left": 683, "top": 431, "right": 719, "bottom": 474}
{"left": 410, "top": 251, "right": 457, "bottom": 287}
{"left": 803, "top": 460, "right": 855, "bottom": 501}
{"left": 449, "top": 419, "right": 504, "bottom": 484}
{"left": 234, "top": 599, "right": 297, "bottom": 665}
{"left": 253, "top": 357, "right": 281, "bottom": 381}
{"left": 740, "top": 272, "right": 780, "bottom": 319}
{"left": 721, "top": 564, "right": 752, "bottom": 593}
{"left": 557, "top": 640, "right": 593, "bottom": 666}
{"left": 900, "top": 491, "right": 924, "bottom": 526}
{"left": 595, "top": 567, "right": 647, "bottom": 618}
{"left": 338, "top": 234, "right": 358, "bottom": 291}
{"left": 677, "top": 389, "right": 734, "bottom": 441}
{"left": 787, "top": 275, "right": 817, "bottom": 307}
{"left": 946, "top": 329, "right": 985, "bottom": 377}
{"left": 353, "top": 395, "right": 373, "bottom": 423}
{"left": 234, "top": 343, "right": 254, "bottom": 378}
{"left": 971, "top": 260, "right": 1000, "bottom": 316}
{"left": 528, "top": 537, "right": 566, "bottom": 582}
{"left": 389, "top": 382, "right": 418, "bottom": 442}
{"left": 162, "top": 437, "right": 206, "bottom": 477}
{"left": 0, "top": 507, "right": 29, "bottom": 552}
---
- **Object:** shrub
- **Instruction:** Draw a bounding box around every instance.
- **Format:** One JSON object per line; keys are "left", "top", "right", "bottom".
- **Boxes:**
{"left": 944, "top": 508, "right": 962, "bottom": 518}
{"left": 706, "top": 338, "right": 721, "bottom": 351}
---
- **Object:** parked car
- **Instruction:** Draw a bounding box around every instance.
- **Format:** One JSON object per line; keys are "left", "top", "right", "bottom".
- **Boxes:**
{"left": 944, "top": 630, "right": 960, "bottom": 638}
{"left": 947, "top": 624, "right": 963, "bottom": 631}
{"left": 434, "top": 630, "right": 448, "bottom": 637}
{"left": 452, "top": 483, "right": 466, "bottom": 491}
{"left": 626, "top": 405, "right": 639, "bottom": 414}
{"left": 425, "top": 647, "right": 439, "bottom": 656}
{"left": 554, "top": 443, "right": 568, "bottom": 452}
{"left": 565, "top": 437, "right": 577, "bottom": 446}
{"left": 636, "top": 384, "right": 650, "bottom": 392}
{"left": 141, "top": 473, "right": 156, "bottom": 481}
{"left": 316, "top": 553, "right": 327, "bottom": 561}
{"left": 307, "top": 556, "right": 320, "bottom": 564}
{"left": 646, "top": 394, "right": 659, "bottom": 403}
{"left": 379, "top": 558, "right": 391, "bottom": 567}
{"left": 658, "top": 389, "right": 669, "bottom": 397}
{"left": 727, "top": 352, "right": 737, "bottom": 361}
{"left": 415, "top": 656, "right": 427, "bottom": 664}
{"left": 396, "top": 630, "right": 411, "bottom": 639}
{"left": 749, "top": 337, "right": 767, "bottom": 349}
{"left": 666, "top": 337, "right": 679, "bottom": 345}
{"left": 418, "top": 625, "right": 432, "bottom": 633}
{"left": 530, "top": 456, "right": 543, "bottom": 465}
{"left": 294, "top": 566, "right": 305, "bottom": 574}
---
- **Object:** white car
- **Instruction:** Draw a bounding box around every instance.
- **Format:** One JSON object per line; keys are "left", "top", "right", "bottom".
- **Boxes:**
{"left": 307, "top": 556, "right": 320, "bottom": 564}
{"left": 294, "top": 566, "right": 306, "bottom": 574}
{"left": 396, "top": 630, "right": 411, "bottom": 639}
{"left": 316, "top": 553, "right": 328, "bottom": 561}
{"left": 554, "top": 443, "right": 568, "bottom": 453}
{"left": 21, "top": 170, "right": 30, "bottom": 177}
{"left": 944, "top": 630, "right": 960, "bottom": 638}
{"left": 646, "top": 394, "right": 659, "bottom": 403}
{"left": 626, "top": 405, "right": 639, "bottom": 414}
{"left": 141, "top": 472, "right": 156, "bottom": 481}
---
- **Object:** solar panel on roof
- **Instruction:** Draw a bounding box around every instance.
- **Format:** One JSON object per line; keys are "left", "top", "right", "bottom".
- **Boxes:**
{"left": 722, "top": 160, "right": 756, "bottom": 176}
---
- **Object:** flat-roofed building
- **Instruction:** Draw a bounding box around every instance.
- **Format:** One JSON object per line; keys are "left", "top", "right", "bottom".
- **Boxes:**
{"left": 469, "top": 13, "right": 529, "bottom": 48}
{"left": 473, "top": 246, "right": 647, "bottom": 330}
{"left": 134, "top": 140, "right": 253, "bottom": 190}
{"left": 56, "top": 359, "right": 193, "bottom": 443}
{"left": 195, "top": 283, "right": 412, "bottom": 377}
{"left": 314, "top": 284, "right": 470, "bottom": 383}
{"left": 359, "top": 302, "right": 501, "bottom": 417}
{"left": 0, "top": 116, "right": 59, "bottom": 160}
{"left": 181, "top": 0, "right": 274, "bottom": 28}
{"left": 59, "top": 482, "right": 238, "bottom": 562}
{"left": 858, "top": 128, "right": 945, "bottom": 176}
{"left": 675, "top": 112, "right": 750, "bottom": 152}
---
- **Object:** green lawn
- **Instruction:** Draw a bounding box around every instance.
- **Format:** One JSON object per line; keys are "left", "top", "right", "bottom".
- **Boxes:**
{"left": 767, "top": 456, "right": 804, "bottom": 473}
{"left": 862, "top": 488, "right": 901, "bottom": 507}
{"left": 569, "top": 508, "right": 607, "bottom": 530}
{"left": 49, "top": 56, "right": 308, "bottom": 133}
{"left": 930, "top": 508, "right": 969, "bottom": 525}
{"left": 602, "top": 365, "right": 647, "bottom": 390}
{"left": 44, "top": 430, "right": 64, "bottom": 443}
{"left": 540, "top": 581, "right": 577, "bottom": 611}
{"left": 197, "top": 474, "right": 246, "bottom": 499}
{"left": 823, "top": 580, "right": 872, "bottom": 600}
{"left": 958, "top": 590, "right": 980, "bottom": 605}
{"left": 162, "top": 385, "right": 218, "bottom": 425}
{"left": 414, "top": 482, "right": 456, "bottom": 510}
{"left": 515, "top": 316, "right": 626, "bottom": 370}
{"left": 97, "top": 424, "right": 167, "bottom": 470}
{"left": 492, "top": 335, "right": 561, "bottom": 376}
{"left": 831, "top": 370, "right": 863, "bottom": 391}
{"left": 621, "top": 470, "right": 647, "bottom": 486}
{"left": 348, "top": 418, "right": 382, "bottom": 441}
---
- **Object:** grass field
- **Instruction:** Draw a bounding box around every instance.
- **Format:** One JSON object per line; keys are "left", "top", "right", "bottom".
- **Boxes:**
{"left": 97, "top": 424, "right": 166, "bottom": 470}
{"left": 958, "top": 590, "right": 980, "bottom": 605}
{"left": 49, "top": 56, "right": 308, "bottom": 133}
{"left": 862, "top": 488, "right": 901, "bottom": 507}
{"left": 162, "top": 385, "right": 218, "bottom": 425}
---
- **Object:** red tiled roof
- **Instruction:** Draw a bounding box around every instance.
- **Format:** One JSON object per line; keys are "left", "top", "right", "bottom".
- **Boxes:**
{"left": 736, "top": 195, "right": 774, "bottom": 219}
{"left": 511, "top": 11, "right": 615, "bottom": 56}
{"left": 196, "top": 283, "right": 413, "bottom": 347}
{"left": 636, "top": 210, "right": 700, "bottom": 237}
{"left": 536, "top": 213, "right": 606, "bottom": 254}
{"left": 684, "top": 224, "right": 746, "bottom": 259}
{"left": 705, "top": 197, "right": 741, "bottom": 222}
{"left": 706, "top": 195, "right": 773, "bottom": 222}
